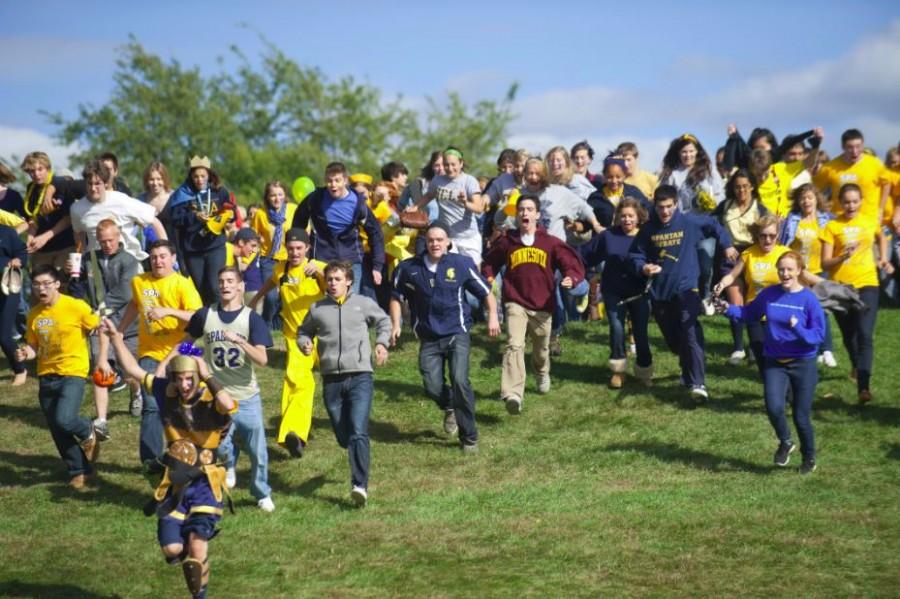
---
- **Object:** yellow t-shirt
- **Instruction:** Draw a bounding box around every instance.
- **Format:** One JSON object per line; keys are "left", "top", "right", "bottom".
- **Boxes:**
{"left": 791, "top": 218, "right": 824, "bottom": 274}
{"left": 742, "top": 244, "right": 791, "bottom": 302}
{"left": 820, "top": 215, "right": 879, "bottom": 288}
{"left": 0, "top": 208, "right": 24, "bottom": 228}
{"left": 250, "top": 203, "right": 298, "bottom": 261}
{"left": 224, "top": 242, "right": 258, "bottom": 270}
{"left": 624, "top": 170, "right": 659, "bottom": 199}
{"left": 270, "top": 259, "right": 326, "bottom": 336}
{"left": 758, "top": 161, "right": 806, "bottom": 218}
{"left": 886, "top": 167, "right": 900, "bottom": 226}
{"left": 813, "top": 154, "right": 889, "bottom": 226}
{"left": 131, "top": 272, "right": 203, "bottom": 360}
{"left": 25, "top": 294, "right": 99, "bottom": 377}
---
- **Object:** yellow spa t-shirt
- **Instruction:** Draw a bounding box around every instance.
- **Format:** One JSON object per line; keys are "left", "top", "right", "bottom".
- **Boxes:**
{"left": 758, "top": 161, "right": 806, "bottom": 218}
{"left": 742, "top": 244, "right": 791, "bottom": 302}
{"left": 813, "top": 154, "right": 888, "bottom": 226}
{"left": 820, "top": 215, "right": 879, "bottom": 288}
{"left": 270, "top": 259, "right": 325, "bottom": 336}
{"left": 25, "top": 294, "right": 99, "bottom": 377}
{"left": 791, "top": 218, "right": 824, "bottom": 274}
{"left": 131, "top": 272, "right": 203, "bottom": 360}
{"left": 250, "top": 203, "right": 298, "bottom": 262}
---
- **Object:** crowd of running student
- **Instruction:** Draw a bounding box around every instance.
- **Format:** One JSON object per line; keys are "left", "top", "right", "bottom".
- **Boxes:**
{"left": 1, "top": 125, "right": 899, "bottom": 598}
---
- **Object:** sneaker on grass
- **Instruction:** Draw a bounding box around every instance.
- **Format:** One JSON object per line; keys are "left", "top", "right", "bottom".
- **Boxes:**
{"left": 728, "top": 350, "right": 746, "bottom": 366}
{"left": 504, "top": 395, "right": 523, "bottom": 415}
{"left": 537, "top": 373, "right": 551, "bottom": 394}
{"left": 225, "top": 467, "right": 236, "bottom": 489}
{"left": 799, "top": 458, "right": 817, "bottom": 475}
{"left": 257, "top": 496, "right": 275, "bottom": 512}
{"left": 92, "top": 418, "right": 110, "bottom": 442}
{"left": 690, "top": 385, "right": 708, "bottom": 402}
{"left": 442, "top": 409, "right": 458, "bottom": 435}
{"left": 774, "top": 441, "right": 795, "bottom": 467}
{"left": 351, "top": 486, "right": 368, "bottom": 507}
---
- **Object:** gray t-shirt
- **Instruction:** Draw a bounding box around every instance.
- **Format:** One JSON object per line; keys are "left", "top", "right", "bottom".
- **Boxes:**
{"left": 537, "top": 184, "right": 595, "bottom": 244}
{"left": 566, "top": 173, "right": 597, "bottom": 200}
{"left": 428, "top": 173, "right": 482, "bottom": 240}
{"left": 484, "top": 172, "right": 517, "bottom": 208}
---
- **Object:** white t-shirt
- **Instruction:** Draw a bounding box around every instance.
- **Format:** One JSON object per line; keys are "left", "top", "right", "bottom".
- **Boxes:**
{"left": 70, "top": 191, "right": 157, "bottom": 260}
{"left": 428, "top": 173, "right": 482, "bottom": 241}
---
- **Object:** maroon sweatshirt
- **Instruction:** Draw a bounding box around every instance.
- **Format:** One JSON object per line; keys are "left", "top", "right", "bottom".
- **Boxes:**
{"left": 482, "top": 228, "right": 585, "bottom": 313}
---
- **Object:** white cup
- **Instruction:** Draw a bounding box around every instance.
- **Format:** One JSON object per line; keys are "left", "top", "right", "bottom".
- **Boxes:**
{"left": 68, "top": 252, "right": 82, "bottom": 276}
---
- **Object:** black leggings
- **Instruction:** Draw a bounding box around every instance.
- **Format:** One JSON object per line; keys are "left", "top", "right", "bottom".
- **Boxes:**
{"left": 0, "top": 291, "right": 24, "bottom": 374}
{"left": 183, "top": 245, "right": 226, "bottom": 305}
{"left": 833, "top": 286, "right": 878, "bottom": 392}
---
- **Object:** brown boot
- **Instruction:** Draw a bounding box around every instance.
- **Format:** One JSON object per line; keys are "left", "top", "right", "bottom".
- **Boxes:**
{"left": 609, "top": 359, "right": 627, "bottom": 389}
{"left": 81, "top": 427, "right": 100, "bottom": 463}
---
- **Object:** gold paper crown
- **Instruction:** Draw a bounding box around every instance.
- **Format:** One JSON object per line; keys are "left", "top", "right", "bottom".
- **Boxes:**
{"left": 189, "top": 155, "right": 212, "bottom": 169}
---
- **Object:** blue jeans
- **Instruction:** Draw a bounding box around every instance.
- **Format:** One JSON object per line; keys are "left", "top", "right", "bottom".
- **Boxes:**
{"left": 418, "top": 333, "right": 477, "bottom": 445}
{"left": 38, "top": 375, "right": 93, "bottom": 477}
{"left": 551, "top": 274, "right": 589, "bottom": 336}
{"left": 218, "top": 393, "right": 272, "bottom": 500}
{"left": 350, "top": 262, "right": 363, "bottom": 295}
{"left": 763, "top": 357, "right": 817, "bottom": 460}
{"left": 697, "top": 237, "right": 716, "bottom": 298}
{"left": 139, "top": 356, "right": 163, "bottom": 464}
{"left": 603, "top": 292, "right": 652, "bottom": 367}
{"left": 323, "top": 372, "right": 373, "bottom": 490}
{"left": 259, "top": 256, "right": 281, "bottom": 330}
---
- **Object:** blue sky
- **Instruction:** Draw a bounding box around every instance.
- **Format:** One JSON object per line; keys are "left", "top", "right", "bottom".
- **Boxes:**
{"left": 2, "top": 0, "right": 899, "bottom": 174}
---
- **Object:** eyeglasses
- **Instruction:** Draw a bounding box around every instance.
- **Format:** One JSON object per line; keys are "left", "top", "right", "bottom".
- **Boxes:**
{"left": 33, "top": 281, "right": 58, "bottom": 288}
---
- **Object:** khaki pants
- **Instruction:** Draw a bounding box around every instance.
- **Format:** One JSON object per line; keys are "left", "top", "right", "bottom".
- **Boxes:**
{"left": 32, "top": 247, "right": 74, "bottom": 271}
{"left": 501, "top": 302, "right": 551, "bottom": 400}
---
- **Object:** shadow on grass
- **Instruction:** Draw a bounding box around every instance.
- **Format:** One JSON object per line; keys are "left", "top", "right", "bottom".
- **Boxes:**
{"left": 0, "top": 581, "right": 122, "bottom": 599}
{"left": 603, "top": 441, "right": 772, "bottom": 474}
{"left": 0, "top": 402, "right": 47, "bottom": 429}
{"left": 813, "top": 393, "right": 900, "bottom": 427}
{"left": 268, "top": 472, "right": 356, "bottom": 509}
{"left": 885, "top": 443, "right": 900, "bottom": 460}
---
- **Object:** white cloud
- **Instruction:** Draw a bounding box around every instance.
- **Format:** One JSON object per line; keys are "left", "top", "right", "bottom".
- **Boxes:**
{"left": 0, "top": 36, "right": 117, "bottom": 84}
{"left": 0, "top": 125, "right": 80, "bottom": 171}
{"left": 505, "top": 19, "right": 900, "bottom": 166}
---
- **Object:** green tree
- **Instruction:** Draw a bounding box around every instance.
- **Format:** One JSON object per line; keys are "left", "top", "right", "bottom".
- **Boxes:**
{"left": 46, "top": 37, "right": 516, "bottom": 203}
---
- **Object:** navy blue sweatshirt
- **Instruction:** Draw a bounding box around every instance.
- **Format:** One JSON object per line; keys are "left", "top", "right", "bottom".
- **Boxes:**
{"left": 725, "top": 285, "right": 825, "bottom": 359}
{"left": 580, "top": 226, "right": 647, "bottom": 297}
{"left": 291, "top": 188, "right": 385, "bottom": 270}
{"left": 391, "top": 252, "right": 491, "bottom": 340}
{"left": 0, "top": 225, "right": 27, "bottom": 275}
{"left": 628, "top": 209, "right": 733, "bottom": 301}
{"left": 586, "top": 184, "right": 650, "bottom": 228}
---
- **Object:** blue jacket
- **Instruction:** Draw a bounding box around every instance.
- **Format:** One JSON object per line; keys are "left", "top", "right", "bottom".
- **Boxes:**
{"left": 726, "top": 285, "right": 825, "bottom": 359}
{"left": 580, "top": 226, "right": 647, "bottom": 297}
{"left": 628, "top": 209, "right": 733, "bottom": 301}
{"left": 391, "top": 252, "right": 490, "bottom": 340}
{"left": 168, "top": 182, "right": 231, "bottom": 253}
{"left": 586, "top": 184, "right": 651, "bottom": 228}
{"left": 292, "top": 188, "right": 385, "bottom": 271}
{"left": 779, "top": 210, "right": 833, "bottom": 247}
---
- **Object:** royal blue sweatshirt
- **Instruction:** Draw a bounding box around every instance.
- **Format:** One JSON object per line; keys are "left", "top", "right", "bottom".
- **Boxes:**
{"left": 628, "top": 210, "right": 733, "bottom": 301}
{"left": 580, "top": 226, "right": 646, "bottom": 297}
{"left": 725, "top": 285, "right": 825, "bottom": 359}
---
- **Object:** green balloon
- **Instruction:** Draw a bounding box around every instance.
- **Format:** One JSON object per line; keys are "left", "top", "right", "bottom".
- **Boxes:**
{"left": 291, "top": 176, "right": 315, "bottom": 203}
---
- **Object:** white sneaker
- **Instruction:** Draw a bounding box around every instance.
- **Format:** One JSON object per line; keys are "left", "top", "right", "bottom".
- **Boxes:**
{"left": 225, "top": 467, "right": 236, "bottom": 489}
{"left": 537, "top": 373, "right": 551, "bottom": 394}
{"left": 728, "top": 350, "right": 746, "bottom": 366}
{"left": 702, "top": 298, "right": 716, "bottom": 316}
{"left": 817, "top": 354, "right": 825, "bottom": 365}
{"left": 351, "top": 486, "right": 368, "bottom": 507}
{"left": 257, "top": 496, "right": 275, "bottom": 512}
{"left": 690, "top": 385, "right": 709, "bottom": 401}
{"left": 822, "top": 351, "right": 837, "bottom": 368}
{"left": 504, "top": 395, "right": 523, "bottom": 415}
{"left": 628, "top": 343, "right": 637, "bottom": 356}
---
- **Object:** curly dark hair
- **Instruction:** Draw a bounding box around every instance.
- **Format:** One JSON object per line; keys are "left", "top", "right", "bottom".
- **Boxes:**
{"left": 659, "top": 134, "right": 713, "bottom": 187}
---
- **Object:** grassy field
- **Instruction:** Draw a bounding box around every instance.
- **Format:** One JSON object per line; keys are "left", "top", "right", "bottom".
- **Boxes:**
{"left": 1, "top": 309, "right": 899, "bottom": 598}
